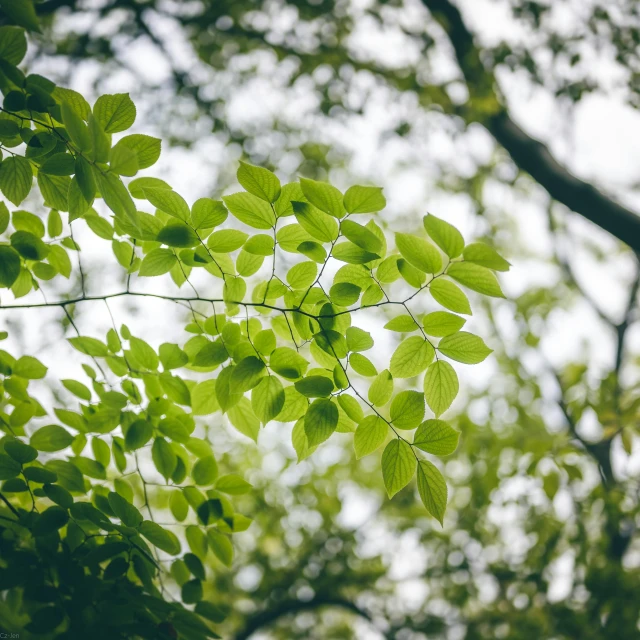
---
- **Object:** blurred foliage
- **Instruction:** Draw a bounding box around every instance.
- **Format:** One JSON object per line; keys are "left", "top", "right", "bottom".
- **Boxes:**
{"left": 0, "top": 0, "right": 639, "bottom": 639}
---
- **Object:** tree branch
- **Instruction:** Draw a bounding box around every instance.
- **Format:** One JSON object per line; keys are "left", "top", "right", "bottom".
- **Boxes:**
{"left": 232, "top": 595, "right": 379, "bottom": 640}
{"left": 421, "top": 0, "right": 640, "bottom": 253}
{"left": 614, "top": 256, "right": 640, "bottom": 376}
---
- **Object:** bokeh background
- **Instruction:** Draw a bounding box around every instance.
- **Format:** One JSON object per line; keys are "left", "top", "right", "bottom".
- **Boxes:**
{"left": 3, "top": 0, "right": 640, "bottom": 638}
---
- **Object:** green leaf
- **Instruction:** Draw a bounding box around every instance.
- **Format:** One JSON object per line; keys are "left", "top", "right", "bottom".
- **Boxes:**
{"left": 314, "top": 330, "right": 348, "bottom": 359}
{"left": 61, "top": 102, "right": 90, "bottom": 150}
{"left": 0, "top": 246, "right": 20, "bottom": 287}
{"left": 182, "top": 578, "right": 204, "bottom": 604}
{"left": 207, "top": 229, "right": 247, "bottom": 252}
{"left": 417, "top": 460, "right": 447, "bottom": 524}
{"left": 292, "top": 417, "right": 317, "bottom": 461}
{"left": 463, "top": 242, "right": 510, "bottom": 271}
{"left": 62, "top": 379, "right": 92, "bottom": 401}
{"left": 390, "top": 390, "right": 424, "bottom": 430}
{"left": 270, "top": 347, "right": 309, "bottom": 380}
{"left": 277, "top": 223, "right": 312, "bottom": 251}
{"left": 191, "top": 198, "right": 227, "bottom": 229}
{"left": 340, "top": 219, "right": 382, "bottom": 252}
{"left": 430, "top": 279, "right": 472, "bottom": 315}
{"left": 109, "top": 142, "right": 139, "bottom": 176}
{"left": 95, "top": 171, "right": 137, "bottom": 227}
{"left": 129, "top": 336, "right": 158, "bottom": 370}
{"left": 276, "top": 386, "right": 307, "bottom": 422}
{"left": 152, "top": 437, "right": 177, "bottom": 480}
{"left": 389, "top": 336, "right": 435, "bottom": 378}
{"left": 251, "top": 375, "right": 285, "bottom": 423}
{"left": 32, "top": 506, "right": 69, "bottom": 537}
{"left": 87, "top": 114, "right": 110, "bottom": 162}
{"left": 39, "top": 152, "right": 75, "bottom": 176}
{"left": 192, "top": 455, "right": 218, "bottom": 486}
{"left": 231, "top": 356, "right": 266, "bottom": 391}
{"left": 72, "top": 456, "right": 106, "bottom": 480}
{"left": 332, "top": 241, "right": 379, "bottom": 264}
{"left": 438, "top": 332, "right": 492, "bottom": 364}
{"left": 108, "top": 491, "right": 143, "bottom": 527}
{"left": 13, "top": 210, "right": 44, "bottom": 239}
{"left": 157, "top": 222, "right": 198, "bottom": 248}
{"left": 381, "top": 439, "right": 416, "bottom": 498}
{"left": 300, "top": 177, "right": 344, "bottom": 217}
{"left": 139, "top": 520, "right": 181, "bottom": 555}
{"left": 116, "top": 133, "right": 161, "bottom": 169}
{"left": 74, "top": 156, "right": 96, "bottom": 203}
{"left": 354, "top": 415, "right": 387, "bottom": 459}
{"left": 329, "top": 282, "right": 361, "bottom": 306}
{"left": 294, "top": 375, "right": 334, "bottom": 398}
{"left": 47, "top": 209, "right": 63, "bottom": 237}
{"left": 23, "top": 465, "right": 57, "bottom": 484}
{"left": 238, "top": 161, "right": 281, "bottom": 203}
{"left": 170, "top": 490, "right": 189, "bottom": 522}
{"left": 422, "top": 311, "right": 466, "bottom": 337}
{"left": 368, "top": 369, "right": 393, "bottom": 406}
{"left": 396, "top": 233, "right": 442, "bottom": 274}
{"left": 304, "top": 398, "right": 339, "bottom": 447}
{"left": 223, "top": 192, "right": 275, "bottom": 229}
{"left": 424, "top": 213, "right": 464, "bottom": 258}
{"left": 190, "top": 380, "right": 220, "bottom": 415}
{"left": 384, "top": 315, "right": 419, "bottom": 332}
{"left": 397, "top": 258, "right": 425, "bottom": 288}
{"left": 215, "top": 474, "right": 252, "bottom": 495}
{"left": 413, "top": 419, "right": 459, "bottom": 456}
{"left": 0, "top": 454, "right": 21, "bottom": 480}
{"left": 45, "top": 460, "right": 84, "bottom": 492}
{"left": 94, "top": 93, "right": 136, "bottom": 133}
{"left": 0, "top": 156, "right": 32, "bottom": 205}
{"left": 139, "top": 248, "right": 177, "bottom": 276}
{"left": 13, "top": 355, "right": 47, "bottom": 379}
{"left": 297, "top": 240, "right": 327, "bottom": 263}
{"left": 68, "top": 336, "right": 109, "bottom": 357}
{"left": 11, "top": 229, "right": 49, "bottom": 260}
{"left": 193, "top": 340, "right": 228, "bottom": 368}
{"left": 43, "top": 483, "right": 73, "bottom": 509}
{"left": 343, "top": 184, "right": 386, "bottom": 214}
{"left": 293, "top": 200, "right": 338, "bottom": 242}
{"left": 345, "top": 327, "right": 374, "bottom": 352}
{"left": 447, "top": 262, "right": 505, "bottom": 298}
{"left": 30, "top": 425, "right": 73, "bottom": 452}
{"left": 129, "top": 176, "right": 170, "bottom": 199}
{"left": 4, "top": 439, "right": 37, "bottom": 463}
{"left": 287, "top": 261, "right": 317, "bottom": 289}
{"left": 424, "top": 360, "right": 459, "bottom": 416}
{"left": 125, "top": 420, "right": 152, "bottom": 450}
{"left": 349, "top": 353, "right": 377, "bottom": 377}
{"left": 144, "top": 187, "right": 190, "bottom": 222}
{"left": 207, "top": 529, "right": 233, "bottom": 566}
{"left": 228, "top": 398, "right": 260, "bottom": 441}
{"left": 0, "top": 26, "right": 27, "bottom": 64}
{"left": 244, "top": 233, "right": 275, "bottom": 255}
{"left": 0, "top": 0, "right": 40, "bottom": 32}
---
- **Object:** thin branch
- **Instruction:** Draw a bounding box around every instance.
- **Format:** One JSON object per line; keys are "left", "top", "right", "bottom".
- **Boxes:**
{"left": 0, "top": 492, "right": 20, "bottom": 518}
{"left": 233, "top": 595, "right": 381, "bottom": 640}
{"left": 614, "top": 255, "right": 640, "bottom": 376}
{"left": 546, "top": 207, "right": 615, "bottom": 327}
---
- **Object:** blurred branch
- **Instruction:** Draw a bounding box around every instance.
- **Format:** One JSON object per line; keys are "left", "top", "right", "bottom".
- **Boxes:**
{"left": 614, "top": 256, "right": 640, "bottom": 376}
{"left": 421, "top": 0, "right": 640, "bottom": 253}
{"left": 546, "top": 207, "right": 615, "bottom": 327}
{"left": 232, "top": 595, "right": 382, "bottom": 640}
